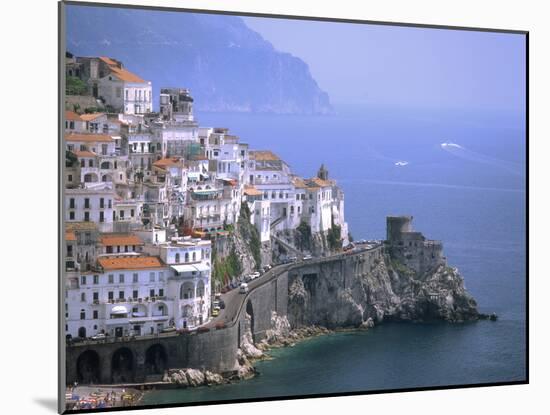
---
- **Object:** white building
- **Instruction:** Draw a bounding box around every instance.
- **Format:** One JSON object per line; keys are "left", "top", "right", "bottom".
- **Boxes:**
{"left": 143, "top": 236, "right": 212, "bottom": 328}
{"left": 65, "top": 183, "right": 116, "bottom": 232}
{"left": 65, "top": 256, "right": 173, "bottom": 339}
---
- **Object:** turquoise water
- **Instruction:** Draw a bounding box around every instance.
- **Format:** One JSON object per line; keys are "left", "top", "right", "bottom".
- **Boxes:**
{"left": 142, "top": 107, "right": 526, "bottom": 405}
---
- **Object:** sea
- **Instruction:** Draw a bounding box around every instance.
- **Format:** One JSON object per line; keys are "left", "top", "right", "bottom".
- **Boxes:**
{"left": 141, "top": 105, "right": 527, "bottom": 405}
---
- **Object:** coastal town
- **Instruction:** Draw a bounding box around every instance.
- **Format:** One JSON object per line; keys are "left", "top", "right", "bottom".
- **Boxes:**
{"left": 64, "top": 54, "right": 349, "bottom": 349}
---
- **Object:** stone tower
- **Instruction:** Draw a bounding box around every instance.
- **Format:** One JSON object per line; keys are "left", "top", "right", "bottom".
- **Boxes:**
{"left": 317, "top": 164, "right": 329, "bottom": 180}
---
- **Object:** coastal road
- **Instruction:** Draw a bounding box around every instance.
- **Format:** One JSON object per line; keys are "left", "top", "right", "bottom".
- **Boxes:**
{"left": 205, "top": 242, "right": 382, "bottom": 329}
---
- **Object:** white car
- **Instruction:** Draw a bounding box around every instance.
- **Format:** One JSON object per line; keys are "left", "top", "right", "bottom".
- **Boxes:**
{"left": 239, "top": 282, "right": 249, "bottom": 294}
{"left": 250, "top": 272, "right": 261, "bottom": 279}
{"left": 303, "top": 255, "right": 313, "bottom": 260}
{"left": 91, "top": 333, "right": 106, "bottom": 341}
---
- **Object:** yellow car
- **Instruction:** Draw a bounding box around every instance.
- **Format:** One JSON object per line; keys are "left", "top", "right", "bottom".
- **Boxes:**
{"left": 212, "top": 307, "right": 220, "bottom": 317}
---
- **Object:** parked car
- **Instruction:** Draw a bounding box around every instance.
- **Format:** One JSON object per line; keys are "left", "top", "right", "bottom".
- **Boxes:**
{"left": 245, "top": 275, "right": 252, "bottom": 283}
{"left": 239, "top": 282, "right": 249, "bottom": 294}
{"left": 250, "top": 271, "right": 261, "bottom": 280}
{"left": 161, "top": 326, "right": 176, "bottom": 334}
{"left": 213, "top": 300, "right": 220, "bottom": 309}
{"left": 91, "top": 333, "right": 106, "bottom": 341}
{"left": 263, "top": 264, "right": 272, "bottom": 272}
{"left": 219, "top": 299, "right": 226, "bottom": 309}
{"left": 303, "top": 255, "right": 313, "bottom": 261}
{"left": 212, "top": 307, "right": 220, "bottom": 317}
{"left": 288, "top": 256, "right": 297, "bottom": 263}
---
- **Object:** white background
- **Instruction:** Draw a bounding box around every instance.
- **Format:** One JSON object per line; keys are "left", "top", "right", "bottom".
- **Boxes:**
{"left": 1, "top": 0, "right": 545, "bottom": 414}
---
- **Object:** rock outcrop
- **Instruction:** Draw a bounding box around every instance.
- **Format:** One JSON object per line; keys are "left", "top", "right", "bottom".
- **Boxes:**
{"left": 287, "top": 248, "right": 479, "bottom": 329}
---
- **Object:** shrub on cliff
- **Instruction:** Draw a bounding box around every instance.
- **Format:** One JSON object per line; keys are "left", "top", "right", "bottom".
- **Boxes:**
{"left": 238, "top": 203, "right": 261, "bottom": 269}
{"left": 296, "top": 220, "right": 312, "bottom": 251}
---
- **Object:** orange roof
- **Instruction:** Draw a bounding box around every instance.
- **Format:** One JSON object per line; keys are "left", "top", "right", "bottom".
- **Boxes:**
{"left": 100, "top": 234, "right": 144, "bottom": 247}
{"left": 65, "top": 110, "right": 82, "bottom": 121}
{"left": 249, "top": 150, "right": 280, "bottom": 161}
{"left": 80, "top": 112, "right": 105, "bottom": 121}
{"left": 99, "top": 56, "right": 147, "bottom": 83}
{"left": 74, "top": 150, "right": 96, "bottom": 157}
{"left": 153, "top": 157, "right": 185, "bottom": 169}
{"left": 291, "top": 176, "right": 308, "bottom": 189}
{"left": 98, "top": 256, "right": 163, "bottom": 271}
{"left": 65, "top": 231, "right": 77, "bottom": 241}
{"left": 65, "top": 133, "right": 113, "bottom": 143}
{"left": 244, "top": 185, "right": 262, "bottom": 196}
{"left": 307, "top": 177, "right": 333, "bottom": 188}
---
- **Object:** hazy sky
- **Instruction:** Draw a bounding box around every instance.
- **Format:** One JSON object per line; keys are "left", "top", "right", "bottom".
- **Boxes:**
{"left": 244, "top": 17, "right": 526, "bottom": 112}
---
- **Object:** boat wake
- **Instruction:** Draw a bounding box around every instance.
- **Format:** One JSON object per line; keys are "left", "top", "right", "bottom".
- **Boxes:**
{"left": 440, "top": 142, "right": 523, "bottom": 176}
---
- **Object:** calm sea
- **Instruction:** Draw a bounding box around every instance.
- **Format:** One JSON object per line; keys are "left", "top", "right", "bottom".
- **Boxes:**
{"left": 142, "top": 106, "right": 526, "bottom": 405}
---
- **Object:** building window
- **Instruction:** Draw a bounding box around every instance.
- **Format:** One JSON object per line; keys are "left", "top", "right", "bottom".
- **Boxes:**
{"left": 119, "top": 291, "right": 125, "bottom": 300}
{"left": 108, "top": 291, "right": 114, "bottom": 300}
{"left": 185, "top": 253, "right": 189, "bottom": 262}
{"left": 88, "top": 159, "right": 93, "bottom": 167}
{"left": 108, "top": 199, "right": 112, "bottom": 208}
{"left": 100, "top": 198, "right": 104, "bottom": 208}
{"left": 108, "top": 274, "right": 114, "bottom": 284}
{"left": 69, "top": 211, "right": 75, "bottom": 220}
{"left": 84, "top": 198, "right": 90, "bottom": 209}
{"left": 80, "top": 311, "right": 85, "bottom": 320}
{"left": 159, "top": 289, "right": 164, "bottom": 297}
{"left": 133, "top": 273, "right": 138, "bottom": 283}
{"left": 80, "top": 275, "right": 86, "bottom": 285}
{"left": 175, "top": 253, "right": 180, "bottom": 263}
{"left": 159, "top": 272, "right": 164, "bottom": 281}
{"left": 192, "top": 252, "right": 196, "bottom": 262}
{"left": 93, "top": 310, "right": 98, "bottom": 319}
{"left": 93, "top": 275, "right": 99, "bottom": 284}
{"left": 99, "top": 212, "right": 104, "bottom": 223}
{"left": 119, "top": 274, "right": 124, "bottom": 283}
{"left": 68, "top": 174, "right": 73, "bottom": 182}
{"left": 69, "top": 198, "right": 75, "bottom": 209}
{"left": 81, "top": 292, "right": 86, "bottom": 302}
{"left": 84, "top": 212, "right": 90, "bottom": 222}
{"left": 149, "top": 272, "right": 155, "bottom": 282}
{"left": 133, "top": 290, "right": 138, "bottom": 299}
{"left": 93, "top": 292, "right": 99, "bottom": 301}
{"left": 150, "top": 289, "right": 155, "bottom": 297}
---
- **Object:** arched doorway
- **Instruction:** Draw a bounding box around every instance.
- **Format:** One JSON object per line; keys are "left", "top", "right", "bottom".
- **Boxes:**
{"left": 145, "top": 344, "right": 167, "bottom": 375}
{"left": 111, "top": 348, "right": 134, "bottom": 383}
{"left": 246, "top": 299, "right": 255, "bottom": 344}
{"left": 78, "top": 327, "right": 86, "bottom": 338}
{"left": 76, "top": 350, "right": 100, "bottom": 384}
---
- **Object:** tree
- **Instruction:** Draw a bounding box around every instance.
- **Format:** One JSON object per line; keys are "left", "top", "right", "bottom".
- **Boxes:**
{"left": 66, "top": 76, "right": 88, "bottom": 96}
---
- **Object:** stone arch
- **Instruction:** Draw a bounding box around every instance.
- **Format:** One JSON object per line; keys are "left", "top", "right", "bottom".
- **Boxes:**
{"left": 180, "top": 281, "right": 195, "bottom": 299}
{"left": 78, "top": 326, "right": 87, "bottom": 338}
{"left": 101, "top": 174, "right": 112, "bottom": 182}
{"left": 76, "top": 350, "right": 100, "bottom": 384}
{"left": 145, "top": 344, "right": 167, "bottom": 375}
{"left": 111, "top": 347, "right": 134, "bottom": 383}
{"left": 100, "top": 161, "right": 112, "bottom": 170}
{"left": 246, "top": 299, "right": 255, "bottom": 344}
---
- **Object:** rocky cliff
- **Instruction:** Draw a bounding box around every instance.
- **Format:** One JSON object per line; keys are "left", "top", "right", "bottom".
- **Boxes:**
{"left": 287, "top": 247, "right": 479, "bottom": 329}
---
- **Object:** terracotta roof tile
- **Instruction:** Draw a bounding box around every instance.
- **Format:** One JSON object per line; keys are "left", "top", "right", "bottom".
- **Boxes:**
{"left": 65, "top": 133, "right": 114, "bottom": 143}
{"left": 99, "top": 57, "right": 147, "bottom": 83}
{"left": 244, "top": 185, "right": 262, "bottom": 196}
{"left": 291, "top": 176, "right": 308, "bottom": 189}
{"left": 153, "top": 157, "right": 185, "bottom": 169}
{"left": 249, "top": 150, "right": 280, "bottom": 161}
{"left": 98, "top": 256, "right": 164, "bottom": 271}
{"left": 80, "top": 113, "right": 105, "bottom": 121}
{"left": 66, "top": 222, "right": 98, "bottom": 231}
{"left": 65, "top": 231, "right": 77, "bottom": 241}
{"left": 100, "top": 234, "right": 144, "bottom": 246}
{"left": 74, "top": 150, "right": 96, "bottom": 157}
{"left": 65, "top": 110, "right": 82, "bottom": 121}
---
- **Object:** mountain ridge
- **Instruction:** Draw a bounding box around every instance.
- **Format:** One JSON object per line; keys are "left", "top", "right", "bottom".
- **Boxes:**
{"left": 66, "top": 6, "right": 333, "bottom": 115}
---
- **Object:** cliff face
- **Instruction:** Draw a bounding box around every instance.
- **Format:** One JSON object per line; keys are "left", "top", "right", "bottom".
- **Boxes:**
{"left": 288, "top": 247, "right": 479, "bottom": 329}
{"left": 66, "top": 6, "right": 333, "bottom": 115}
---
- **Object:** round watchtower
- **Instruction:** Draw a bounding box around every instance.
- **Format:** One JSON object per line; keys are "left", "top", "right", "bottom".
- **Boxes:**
{"left": 386, "top": 216, "right": 413, "bottom": 243}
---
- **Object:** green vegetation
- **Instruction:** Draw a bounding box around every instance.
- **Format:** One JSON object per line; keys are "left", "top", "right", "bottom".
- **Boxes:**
{"left": 390, "top": 258, "right": 416, "bottom": 276}
{"left": 212, "top": 247, "right": 242, "bottom": 284}
{"left": 66, "top": 150, "right": 78, "bottom": 168}
{"left": 296, "top": 220, "right": 312, "bottom": 251}
{"left": 238, "top": 203, "right": 261, "bottom": 269}
{"left": 327, "top": 216, "right": 342, "bottom": 250}
{"left": 66, "top": 76, "right": 88, "bottom": 96}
